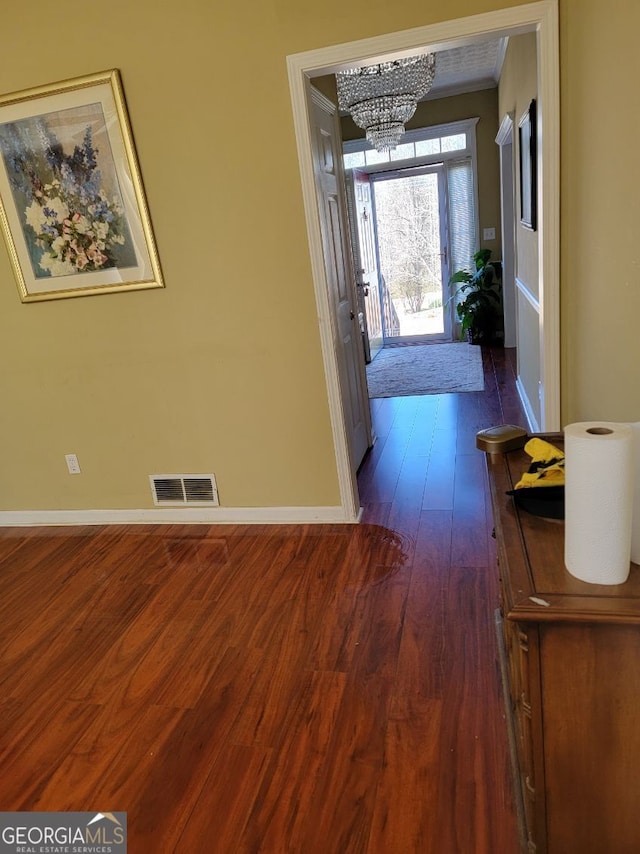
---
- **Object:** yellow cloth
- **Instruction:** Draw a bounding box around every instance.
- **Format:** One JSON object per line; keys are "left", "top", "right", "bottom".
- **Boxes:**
{"left": 514, "top": 437, "right": 565, "bottom": 489}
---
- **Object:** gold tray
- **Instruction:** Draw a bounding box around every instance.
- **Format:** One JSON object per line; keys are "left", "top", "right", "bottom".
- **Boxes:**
{"left": 476, "top": 424, "right": 528, "bottom": 454}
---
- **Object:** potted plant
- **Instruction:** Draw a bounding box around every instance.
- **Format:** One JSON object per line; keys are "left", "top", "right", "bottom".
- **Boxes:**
{"left": 448, "top": 248, "right": 502, "bottom": 344}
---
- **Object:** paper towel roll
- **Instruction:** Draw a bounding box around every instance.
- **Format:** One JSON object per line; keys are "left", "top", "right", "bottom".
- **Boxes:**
{"left": 631, "top": 423, "right": 640, "bottom": 565}
{"left": 564, "top": 421, "right": 634, "bottom": 585}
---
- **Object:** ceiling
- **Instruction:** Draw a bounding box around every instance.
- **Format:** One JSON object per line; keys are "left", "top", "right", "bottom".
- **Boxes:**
{"left": 422, "top": 38, "right": 508, "bottom": 101}
{"left": 325, "top": 36, "right": 508, "bottom": 117}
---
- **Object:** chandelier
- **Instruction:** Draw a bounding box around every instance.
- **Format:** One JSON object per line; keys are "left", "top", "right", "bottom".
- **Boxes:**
{"left": 336, "top": 54, "right": 436, "bottom": 152}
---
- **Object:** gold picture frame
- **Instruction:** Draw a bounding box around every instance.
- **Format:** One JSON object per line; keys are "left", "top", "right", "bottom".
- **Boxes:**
{"left": 0, "top": 69, "right": 164, "bottom": 302}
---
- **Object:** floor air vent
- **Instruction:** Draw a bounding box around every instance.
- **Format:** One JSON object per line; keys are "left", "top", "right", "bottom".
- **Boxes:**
{"left": 150, "top": 474, "right": 219, "bottom": 506}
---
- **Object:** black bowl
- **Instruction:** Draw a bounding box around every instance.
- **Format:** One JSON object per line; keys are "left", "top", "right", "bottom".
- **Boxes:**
{"left": 506, "top": 486, "right": 565, "bottom": 520}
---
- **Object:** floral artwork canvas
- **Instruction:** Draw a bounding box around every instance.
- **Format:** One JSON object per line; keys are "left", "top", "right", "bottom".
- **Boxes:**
{"left": 0, "top": 71, "right": 163, "bottom": 301}
{"left": 0, "top": 105, "right": 137, "bottom": 278}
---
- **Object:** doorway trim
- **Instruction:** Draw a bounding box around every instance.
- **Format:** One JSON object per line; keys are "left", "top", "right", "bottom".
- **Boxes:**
{"left": 496, "top": 112, "right": 517, "bottom": 348}
{"left": 287, "top": 0, "right": 560, "bottom": 521}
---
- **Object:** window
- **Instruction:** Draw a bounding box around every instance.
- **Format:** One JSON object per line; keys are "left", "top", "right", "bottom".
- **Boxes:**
{"left": 364, "top": 148, "right": 389, "bottom": 166}
{"left": 441, "top": 133, "right": 466, "bottom": 152}
{"left": 342, "top": 120, "right": 475, "bottom": 170}
{"left": 343, "top": 151, "right": 365, "bottom": 170}
{"left": 415, "top": 138, "right": 441, "bottom": 157}
{"left": 390, "top": 142, "right": 415, "bottom": 161}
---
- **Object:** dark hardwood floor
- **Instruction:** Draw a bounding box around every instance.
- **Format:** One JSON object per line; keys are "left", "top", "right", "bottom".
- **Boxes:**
{"left": 0, "top": 346, "right": 527, "bottom": 853}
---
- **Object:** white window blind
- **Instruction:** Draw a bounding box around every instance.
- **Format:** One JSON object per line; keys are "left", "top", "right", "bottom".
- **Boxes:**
{"left": 447, "top": 157, "right": 477, "bottom": 279}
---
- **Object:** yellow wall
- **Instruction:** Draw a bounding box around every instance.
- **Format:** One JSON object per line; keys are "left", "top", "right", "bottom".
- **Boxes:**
{"left": 560, "top": 0, "right": 640, "bottom": 422}
{"left": 0, "top": 1, "right": 341, "bottom": 511}
{"left": 0, "top": 0, "right": 638, "bottom": 513}
{"left": 499, "top": 32, "right": 541, "bottom": 425}
{"left": 499, "top": 33, "right": 538, "bottom": 299}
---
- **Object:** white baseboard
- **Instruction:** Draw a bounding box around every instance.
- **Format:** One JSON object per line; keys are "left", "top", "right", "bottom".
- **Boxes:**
{"left": 516, "top": 377, "right": 541, "bottom": 433}
{"left": 0, "top": 505, "right": 359, "bottom": 527}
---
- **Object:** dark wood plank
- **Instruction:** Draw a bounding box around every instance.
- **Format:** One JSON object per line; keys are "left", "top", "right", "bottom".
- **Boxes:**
{"left": 451, "top": 450, "right": 491, "bottom": 567}
{"left": 422, "top": 426, "right": 457, "bottom": 510}
{"left": 174, "top": 743, "right": 273, "bottom": 852}
{"left": 120, "top": 645, "right": 268, "bottom": 851}
{"left": 0, "top": 699, "right": 104, "bottom": 809}
{"left": 427, "top": 564, "right": 516, "bottom": 853}
{"left": 242, "top": 669, "right": 348, "bottom": 851}
{"left": 368, "top": 510, "right": 451, "bottom": 851}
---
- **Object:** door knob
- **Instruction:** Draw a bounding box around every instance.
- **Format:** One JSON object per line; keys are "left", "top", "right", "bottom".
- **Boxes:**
{"left": 350, "top": 311, "right": 355, "bottom": 320}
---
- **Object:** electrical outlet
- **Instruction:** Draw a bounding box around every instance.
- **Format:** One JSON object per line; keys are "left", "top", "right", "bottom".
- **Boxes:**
{"left": 65, "top": 453, "right": 81, "bottom": 474}
{"left": 483, "top": 227, "right": 496, "bottom": 240}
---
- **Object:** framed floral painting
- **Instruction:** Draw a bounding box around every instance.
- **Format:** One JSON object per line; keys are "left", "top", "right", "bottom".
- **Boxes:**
{"left": 0, "top": 70, "right": 164, "bottom": 301}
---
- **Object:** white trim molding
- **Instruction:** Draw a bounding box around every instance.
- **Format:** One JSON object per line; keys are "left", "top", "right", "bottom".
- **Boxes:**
{"left": 536, "top": 0, "right": 561, "bottom": 431}
{"left": 496, "top": 112, "right": 516, "bottom": 347}
{"left": 0, "top": 505, "right": 357, "bottom": 527}
{"left": 494, "top": 36, "right": 510, "bottom": 81}
{"left": 495, "top": 111, "right": 515, "bottom": 146}
{"left": 516, "top": 377, "right": 542, "bottom": 433}
{"left": 515, "top": 277, "right": 542, "bottom": 432}
{"left": 287, "top": 0, "right": 560, "bottom": 516}
{"left": 515, "top": 275, "right": 541, "bottom": 313}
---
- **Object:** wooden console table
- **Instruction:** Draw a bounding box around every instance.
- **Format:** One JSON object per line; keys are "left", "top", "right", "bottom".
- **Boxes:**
{"left": 486, "top": 439, "right": 640, "bottom": 854}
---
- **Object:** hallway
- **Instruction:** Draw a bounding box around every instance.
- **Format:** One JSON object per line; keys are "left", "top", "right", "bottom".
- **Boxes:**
{"left": 359, "top": 346, "right": 525, "bottom": 528}
{"left": 355, "top": 344, "right": 527, "bottom": 850}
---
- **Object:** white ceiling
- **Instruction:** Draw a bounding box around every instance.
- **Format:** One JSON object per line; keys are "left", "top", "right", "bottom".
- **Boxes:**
{"left": 425, "top": 38, "right": 508, "bottom": 101}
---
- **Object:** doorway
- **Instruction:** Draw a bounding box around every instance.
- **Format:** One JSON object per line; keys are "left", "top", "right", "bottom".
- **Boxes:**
{"left": 371, "top": 165, "right": 451, "bottom": 345}
{"left": 345, "top": 121, "right": 481, "bottom": 361}
{"left": 286, "top": 1, "right": 560, "bottom": 521}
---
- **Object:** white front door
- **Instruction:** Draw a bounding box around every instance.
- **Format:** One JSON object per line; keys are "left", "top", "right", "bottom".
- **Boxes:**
{"left": 309, "top": 86, "right": 371, "bottom": 470}
{"left": 372, "top": 165, "right": 452, "bottom": 344}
